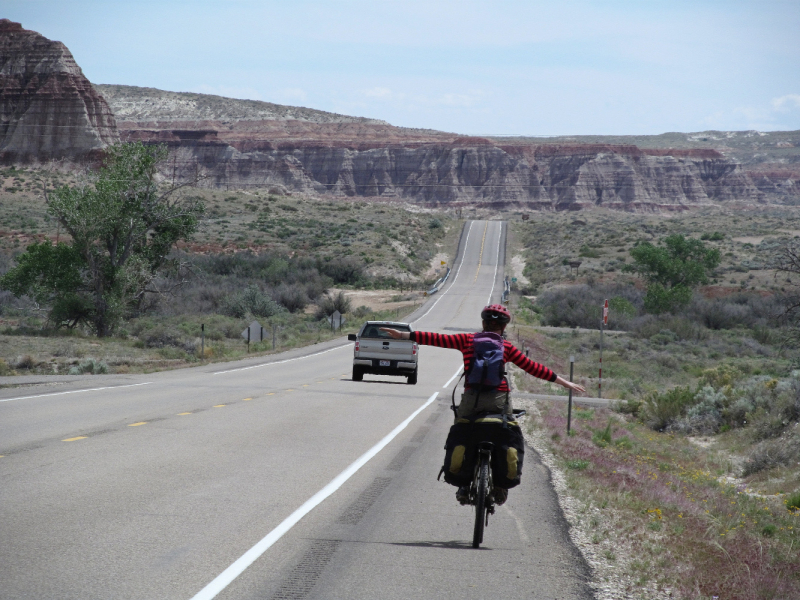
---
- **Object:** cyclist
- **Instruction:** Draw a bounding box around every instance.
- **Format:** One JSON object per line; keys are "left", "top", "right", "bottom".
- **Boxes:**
{"left": 380, "top": 304, "right": 585, "bottom": 504}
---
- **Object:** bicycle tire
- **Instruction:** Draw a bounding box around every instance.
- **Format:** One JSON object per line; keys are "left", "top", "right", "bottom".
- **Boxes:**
{"left": 472, "top": 452, "right": 489, "bottom": 548}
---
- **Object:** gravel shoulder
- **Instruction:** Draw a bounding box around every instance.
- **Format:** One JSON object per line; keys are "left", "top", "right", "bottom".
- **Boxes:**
{"left": 515, "top": 396, "right": 674, "bottom": 600}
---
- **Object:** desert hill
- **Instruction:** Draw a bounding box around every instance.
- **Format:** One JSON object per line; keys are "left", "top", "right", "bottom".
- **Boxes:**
{"left": 1, "top": 20, "right": 797, "bottom": 209}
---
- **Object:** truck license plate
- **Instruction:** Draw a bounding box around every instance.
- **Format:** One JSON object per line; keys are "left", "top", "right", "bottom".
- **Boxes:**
{"left": 379, "top": 360, "right": 390, "bottom": 367}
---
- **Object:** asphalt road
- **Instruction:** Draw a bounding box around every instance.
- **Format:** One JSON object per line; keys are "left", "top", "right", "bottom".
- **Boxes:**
{"left": 0, "top": 220, "right": 594, "bottom": 600}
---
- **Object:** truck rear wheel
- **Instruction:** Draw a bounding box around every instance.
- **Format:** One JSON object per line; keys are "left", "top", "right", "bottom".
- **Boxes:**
{"left": 407, "top": 368, "right": 418, "bottom": 385}
{"left": 352, "top": 366, "right": 364, "bottom": 381}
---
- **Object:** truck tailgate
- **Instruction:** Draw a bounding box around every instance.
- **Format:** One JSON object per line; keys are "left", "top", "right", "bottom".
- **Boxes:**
{"left": 357, "top": 339, "right": 415, "bottom": 361}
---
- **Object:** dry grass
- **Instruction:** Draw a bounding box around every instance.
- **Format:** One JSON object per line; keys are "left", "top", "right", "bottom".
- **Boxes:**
{"left": 0, "top": 301, "right": 419, "bottom": 376}
{"left": 527, "top": 399, "right": 800, "bottom": 599}
{"left": 507, "top": 207, "right": 799, "bottom": 296}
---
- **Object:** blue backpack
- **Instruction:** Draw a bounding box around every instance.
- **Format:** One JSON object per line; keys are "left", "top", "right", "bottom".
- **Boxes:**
{"left": 466, "top": 332, "right": 506, "bottom": 389}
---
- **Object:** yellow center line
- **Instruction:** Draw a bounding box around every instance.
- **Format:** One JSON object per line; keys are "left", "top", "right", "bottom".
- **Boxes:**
{"left": 63, "top": 436, "right": 87, "bottom": 442}
{"left": 213, "top": 404, "right": 226, "bottom": 408}
{"left": 316, "top": 381, "right": 324, "bottom": 384}
{"left": 266, "top": 392, "right": 275, "bottom": 395}
{"left": 474, "top": 221, "right": 488, "bottom": 282}
{"left": 286, "top": 389, "right": 294, "bottom": 392}
{"left": 128, "top": 422, "right": 147, "bottom": 427}
{"left": 302, "top": 384, "right": 310, "bottom": 387}
{"left": 243, "top": 397, "right": 253, "bottom": 401}
{"left": 177, "top": 412, "right": 192, "bottom": 415}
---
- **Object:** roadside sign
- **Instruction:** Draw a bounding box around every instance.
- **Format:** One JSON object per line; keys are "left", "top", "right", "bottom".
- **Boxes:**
{"left": 603, "top": 299, "right": 609, "bottom": 325}
{"left": 511, "top": 277, "right": 517, "bottom": 283}
{"left": 441, "top": 260, "right": 447, "bottom": 266}
{"left": 241, "top": 320, "right": 265, "bottom": 342}
{"left": 327, "top": 310, "right": 345, "bottom": 328}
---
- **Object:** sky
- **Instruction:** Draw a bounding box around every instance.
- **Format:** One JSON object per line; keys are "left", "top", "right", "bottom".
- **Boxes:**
{"left": 4, "top": 0, "right": 800, "bottom": 136}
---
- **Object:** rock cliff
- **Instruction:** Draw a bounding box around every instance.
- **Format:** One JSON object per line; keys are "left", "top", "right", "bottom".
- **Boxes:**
{"left": 494, "top": 131, "right": 800, "bottom": 206}
{"left": 102, "top": 84, "right": 766, "bottom": 210}
{"left": 0, "top": 20, "right": 118, "bottom": 162}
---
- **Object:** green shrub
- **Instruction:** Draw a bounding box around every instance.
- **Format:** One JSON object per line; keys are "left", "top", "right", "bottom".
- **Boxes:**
{"left": 742, "top": 434, "right": 800, "bottom": 476}
{"left": 68, "top": 358, "right": 108, "bottom": 375}
{"left": 0, "top": 358, "right": 17, "bottom": 376}
{"left": 672, "top": 385, "right": 726, "bottom": 434}
{"left": 579, "top": 245, "right": 601, "bottom": 258}
{"left": 643, "top": 283, "right": 692, "bottom": 314}
{"left": 786, "top": 491, "right": 800, "bottom": 513}
{"left": 157, "top": 347, "right": 186, "bottom": 360}
{"left": 633, "top": 315, "right": 707, "bottom": 341}
{"left": 701, "top": 364, "right": 743, "bottom": 388}
{"left": 273, "top": 283, "right": 308, "bottom": 313}
{"left": 222, "top": 285, "right": 285, "bottom": 319}
{"left": 537, "top": 284, "right": 642, "bottom": 329}
{"left": 315, "top": 291, "right": 352, "bottom": 319}
{"left": 641, "top": 386, "right": 697, "bottom": 431}
{"left": 566, "top": 459, "right": 590, "bottom": 470}
{"left": 592, "top": 421, "right": 613, "bottom": 447}
{"left": 612, "top": 398, "right": 642, "bottom": 416}
{"left": 615, "top": 436, "right": 633, "bottom": 449}
{"left": 353, "top": 305, "right": 373, "bottom": 318}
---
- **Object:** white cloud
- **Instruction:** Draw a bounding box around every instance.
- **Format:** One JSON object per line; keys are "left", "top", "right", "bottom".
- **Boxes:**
{"left": 704, "top": 94, "right": 800, "bottom": 131}
{"left": 772, "top": 94, "right": 800, "bottom": 112}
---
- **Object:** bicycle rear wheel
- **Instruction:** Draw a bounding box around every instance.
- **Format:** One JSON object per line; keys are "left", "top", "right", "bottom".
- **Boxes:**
{"left": 472, "top": 453, "right": 489, "bottom": 548}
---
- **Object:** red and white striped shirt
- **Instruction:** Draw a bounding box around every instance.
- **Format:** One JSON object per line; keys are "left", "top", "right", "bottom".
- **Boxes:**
{"left": 410, "top": 331, "right": 557, "bottom": 392}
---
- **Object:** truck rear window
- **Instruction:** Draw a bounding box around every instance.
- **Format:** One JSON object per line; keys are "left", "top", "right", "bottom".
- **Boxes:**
{"left": 360, "top": 324, "right": 411, "bottom": 338}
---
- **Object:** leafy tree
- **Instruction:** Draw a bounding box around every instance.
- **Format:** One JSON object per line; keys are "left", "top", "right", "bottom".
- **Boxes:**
{"left": 626, "top": 234, "right": 720, "bottom": 314}
{"left": 0, "top": 143, "right": 203, "bottom": 336}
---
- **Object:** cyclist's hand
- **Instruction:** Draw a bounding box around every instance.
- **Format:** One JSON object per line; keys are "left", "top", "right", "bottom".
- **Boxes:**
{"left": 556, "top": 376, "right": 586, "bottom": 394}
{"left": 379, "top": 327, "right": 409, "bottom": 340}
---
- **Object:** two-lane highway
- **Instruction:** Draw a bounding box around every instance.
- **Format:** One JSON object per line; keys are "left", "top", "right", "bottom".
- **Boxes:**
{"left": 0, "top": 220, "right": 593, "bottom": 600}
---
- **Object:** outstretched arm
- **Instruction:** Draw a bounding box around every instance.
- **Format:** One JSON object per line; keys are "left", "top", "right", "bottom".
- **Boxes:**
{"left": 555, "top": 375, "right": 586, "bottom": 394}
{"left": 380, "top": 328, "right": 471, "bottom": 350}
{"left": 506, "top": 345, "right": 587, "bottom": 394}
{"left": 380, "top": 327, "right": 410, "bottom": 340}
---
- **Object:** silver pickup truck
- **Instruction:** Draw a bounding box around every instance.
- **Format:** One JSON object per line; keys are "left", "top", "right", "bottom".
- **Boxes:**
{"left": 347, "top": 321, "right": 418, "bottom": 384}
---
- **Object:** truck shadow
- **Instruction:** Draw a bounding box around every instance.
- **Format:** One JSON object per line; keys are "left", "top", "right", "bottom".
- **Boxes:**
{"left": 352, "top": 378, "right": 412, "bottom": 385}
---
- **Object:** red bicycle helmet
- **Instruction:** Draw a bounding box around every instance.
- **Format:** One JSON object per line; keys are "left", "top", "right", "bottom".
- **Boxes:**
{"left": 481, "top": 303, "right": 511, "bottom": 325}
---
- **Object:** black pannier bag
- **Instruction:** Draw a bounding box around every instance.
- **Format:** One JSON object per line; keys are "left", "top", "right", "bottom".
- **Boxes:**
{"left": 441, "top": 418, "right": 525, "bottom": 489}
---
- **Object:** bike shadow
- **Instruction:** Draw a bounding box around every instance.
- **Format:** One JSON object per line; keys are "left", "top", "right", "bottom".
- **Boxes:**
{"left": 386, "top": 540, "right": 489, "bottom": 550}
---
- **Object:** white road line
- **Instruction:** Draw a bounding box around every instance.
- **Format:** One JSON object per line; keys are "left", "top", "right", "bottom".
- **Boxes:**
{"left": 0, "top": 382, "right": 153, "bottom": 403}
{"left": 443, "top": 366, "right": 464, "bottom": 388}
{"left": 212, "top": 345, "right": 349, "bottom": 375}
{"left": 413, "top": 221, "right": 474, "bottom": 323}
{"left": 188, "top": 391, "right": 440, "bottom": 600}
{"left": 487, "top": 221, "right": 503, "bottom": 304}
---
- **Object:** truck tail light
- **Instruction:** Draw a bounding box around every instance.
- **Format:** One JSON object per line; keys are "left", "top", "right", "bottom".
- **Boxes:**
{"left": 412, "top": 342, "right": 418, "bottom": 355}
{"left": 355, "top": 341, "right": 360, "bottom": 352}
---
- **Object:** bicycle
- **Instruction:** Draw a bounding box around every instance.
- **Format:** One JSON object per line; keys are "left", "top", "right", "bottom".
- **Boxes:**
{"left": 465, "top": 409, "right": 526, "bottom": 548}
{"left": 470, "top": 440, "right": 495, "bottom": 548}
